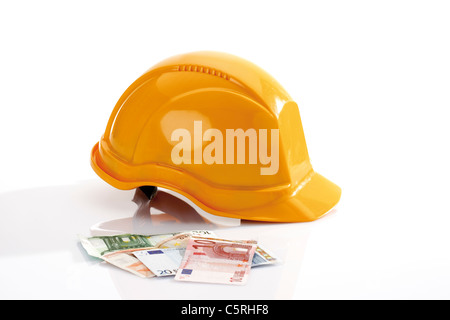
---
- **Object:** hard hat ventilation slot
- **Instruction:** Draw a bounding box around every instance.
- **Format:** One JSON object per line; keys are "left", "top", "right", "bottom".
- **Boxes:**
{"left": 175, "top": 64, "right": 229, "bottom": 80}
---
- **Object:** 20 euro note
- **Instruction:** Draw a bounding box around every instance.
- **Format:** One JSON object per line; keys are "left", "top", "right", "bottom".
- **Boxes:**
{"left": 95, "top": 237, "right": 191, "bottom": 279}
{"left": 117, "top": 232, "right": 204, "bottom": 278}
{"left": 174, "top": 237, "right": 257, "bottom": 285}
{"left": 133, "top": 248, "right": 186, "bottom": 277}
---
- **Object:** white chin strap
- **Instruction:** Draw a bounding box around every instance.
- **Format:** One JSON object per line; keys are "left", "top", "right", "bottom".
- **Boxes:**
{"left": 160, "top": 188, "right": 241, "bottom": 227}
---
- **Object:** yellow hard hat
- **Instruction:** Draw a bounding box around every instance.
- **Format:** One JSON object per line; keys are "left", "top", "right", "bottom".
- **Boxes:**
{"left": 91, "top": 51, "right": 341, "bottom": 222}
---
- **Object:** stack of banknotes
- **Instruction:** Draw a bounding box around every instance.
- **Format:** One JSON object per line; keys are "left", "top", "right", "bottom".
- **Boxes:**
{"left": 79, "top": 230, "right": 278, "bottom": 285}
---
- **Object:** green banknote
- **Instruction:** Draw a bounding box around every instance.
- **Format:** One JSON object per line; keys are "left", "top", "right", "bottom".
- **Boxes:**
{"left": 79, "top": 230, "right": 216, "bottom": 258}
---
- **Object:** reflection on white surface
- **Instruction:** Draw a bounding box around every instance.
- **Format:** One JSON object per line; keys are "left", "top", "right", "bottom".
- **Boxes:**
{"left": 0, "top": 251, "right": 121, "bottom": 299}
{"left": 0, "top": 180, "right": 312, "bottom": 299}
{"left": 88, "top": 185, "right": 313, "bottom": 299}
{"left": 90, "top": 187, "right": 219, "bottom": 236}
{"left": 90, "top": 186, "right": 241, "bottom": 237}
{"left": 2, "top": 178, "right": 450, "bottom": 299}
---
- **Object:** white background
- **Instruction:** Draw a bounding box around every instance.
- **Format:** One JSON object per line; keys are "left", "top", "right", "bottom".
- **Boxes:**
{"left": 0, "top": 1, "right": 449, "bottom": 299}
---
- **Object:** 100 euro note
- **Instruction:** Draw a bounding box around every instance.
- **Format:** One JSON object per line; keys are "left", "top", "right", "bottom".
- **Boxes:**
{"left": 174, "top": 237, "right": 257, "bottom": 285}
{"left": 78, "top": 230, "right": 217, "bottom": 258}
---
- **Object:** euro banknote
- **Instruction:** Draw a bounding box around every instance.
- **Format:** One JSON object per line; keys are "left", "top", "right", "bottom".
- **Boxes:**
{"left": 79, "top": 230, "right": 216, "bottom": 278}
{"left": 133, "top": 239, "right": 277, "bottom": 275}
{"left": 79, "top": 230, "right": 216, "bottom": 258}
{"left": 80, "top": 231, "right": 278, "bottom": 281}
{"left": 154, "top": 232, "right": 197, "bottom": 249}
{"left": 174, "top": 237, "right": 257, "bottom": 285}
{"left": 102, "top": 251, "right": 155, "bottom": 278}
{"left": 170, "top": 235, "right": 279, "bottom": 267}
{"left": 133, "top": 248, "right": 186, "bottom": 277}
{"left": 133, "top": 242, "right": 278, "bottom": 279}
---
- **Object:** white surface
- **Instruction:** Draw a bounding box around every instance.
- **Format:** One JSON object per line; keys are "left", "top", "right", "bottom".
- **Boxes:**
{"left": 1, "top": 1, "right": 450, "bottom": 300}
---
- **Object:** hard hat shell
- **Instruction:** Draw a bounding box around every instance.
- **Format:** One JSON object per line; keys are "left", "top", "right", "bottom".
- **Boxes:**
{"left": 91, "top": 51, "right": 341, "bottom": 222}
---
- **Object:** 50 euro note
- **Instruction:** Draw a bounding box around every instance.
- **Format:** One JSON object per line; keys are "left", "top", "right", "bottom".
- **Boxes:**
{"left": 102, "top": 249, "right": 155, "bottom": 278}
{"left": 174, "top": 237, "right": 257, "bottom": 285}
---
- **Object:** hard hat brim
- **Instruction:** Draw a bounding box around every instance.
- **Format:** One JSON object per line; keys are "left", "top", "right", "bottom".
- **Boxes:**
{"left": 92, "top": 142, "right": 340, "bottom": 222}
{"left": 233, "top": 171, "right": 342, "bottom": 222}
